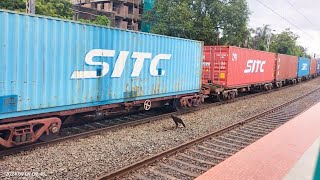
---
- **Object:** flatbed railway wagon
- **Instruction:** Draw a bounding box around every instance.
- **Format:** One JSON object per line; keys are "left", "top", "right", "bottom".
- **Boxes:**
{"left": 202, "top": 46, "right": 276, "bottom": 100}
{"left": 297, "top": 57, "right": 311, "bottom": 81}
{"left": 274, "top": 54, "right": 298, "bottom": 87}
{"left": 0, "top": 10, "right": 203, "bottom": 148}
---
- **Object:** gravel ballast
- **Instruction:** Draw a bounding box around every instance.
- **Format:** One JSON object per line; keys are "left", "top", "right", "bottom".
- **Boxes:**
{"left": 1, "top": 78, "right": 320, "bottom": 180}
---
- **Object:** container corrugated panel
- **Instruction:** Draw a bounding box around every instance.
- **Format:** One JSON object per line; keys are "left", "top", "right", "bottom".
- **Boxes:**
{"left": 203, "top": 46, "right": 276, "bottom": 88}
{"left": 0, "top": 10, "right": 202, "bottom": 119}
{"left": 317, "top": 59, "right": 320, "bottom": 74}
{"left": 310, "top": 58, "right": 317, "bottom": 75}
{"left": 297, "top": 57, "right": 311, "bottom": 78}
{"left": 275, "top": 54, "right": 298, "bottom": 81}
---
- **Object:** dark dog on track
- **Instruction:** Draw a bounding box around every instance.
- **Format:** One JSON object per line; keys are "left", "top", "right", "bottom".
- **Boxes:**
{"left": 170, "top": 115, "right": 186, "bottom": 128}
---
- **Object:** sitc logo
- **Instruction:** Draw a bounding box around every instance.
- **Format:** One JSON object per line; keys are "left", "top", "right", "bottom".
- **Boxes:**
{"left": 244, "top": 60, "right": 266, "bottom": 74}
{"left": 71, "top": 49, "right": 172, "bottom": 79}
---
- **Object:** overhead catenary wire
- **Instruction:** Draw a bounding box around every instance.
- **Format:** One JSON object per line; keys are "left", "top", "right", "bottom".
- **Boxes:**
{"left": 254, "top": 0, "right": 313, "bottom": 40}
{"left": 285, "top": 0, "right": 314, "bottom": 26}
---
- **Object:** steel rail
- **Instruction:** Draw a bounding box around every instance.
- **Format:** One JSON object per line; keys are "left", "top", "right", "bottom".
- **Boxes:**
{"left": 97, "top": 86, "right": 320, "bottom": 180}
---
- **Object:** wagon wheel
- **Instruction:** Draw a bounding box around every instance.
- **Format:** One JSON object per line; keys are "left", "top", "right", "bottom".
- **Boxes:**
{"left": 186, "top": 99, "right": 193, "bottom": 108}
{"left": 172, "top": 98, "right": 186, "bottom": 112}
{"left": 39, "top": 133, "right": 58, "bottom": 142}
{"left": 208, "top": 95, "right": 217, "bottom": 103}
{"left": 192, "top": 97, "right": 202, "bottom": 107}
{"left": 230, "top": 92, "right": 236, "bottom": 99}
{"left": 38, "top": 124, "right": 60, "bottom": 142}
{"left": 216, "top": 94, "right": 224, "bottom": 102}
{"left": 192, "top": 98, "right": 199, "bottom": 107}
{"left": 143, "top": 100, "right": 152, "bottom": 111}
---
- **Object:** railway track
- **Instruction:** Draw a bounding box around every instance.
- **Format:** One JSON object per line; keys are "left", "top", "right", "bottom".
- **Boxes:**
{"left": 98, "top": 87, "right": 320, "bottom": 180}
{"left": 0, "top": 79, "right": 317, "bottom": 157}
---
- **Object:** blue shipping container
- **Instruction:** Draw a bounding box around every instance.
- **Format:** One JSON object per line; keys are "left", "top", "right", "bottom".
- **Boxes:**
{"left": 0, "top": 10, "right": 203, "bottom": 119}
{"left": 317, "top": 59, "right": 320, "bottom": 74}
{"left": 297, "top": 57, "right": 311, "bottom": 78}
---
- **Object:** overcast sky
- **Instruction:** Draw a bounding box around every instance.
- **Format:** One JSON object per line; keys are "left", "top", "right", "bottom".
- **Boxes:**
{"left": 247, "top": 0, "right": 320, "bottom": 57}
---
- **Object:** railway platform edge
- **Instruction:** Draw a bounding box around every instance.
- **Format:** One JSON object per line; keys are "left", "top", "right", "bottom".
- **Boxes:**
{"left": 196, "top": 101, "right": 320, "bottom": 180}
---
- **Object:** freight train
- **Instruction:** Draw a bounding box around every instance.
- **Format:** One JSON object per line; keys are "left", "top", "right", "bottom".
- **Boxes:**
{"left": 0, "top": 10, "right": 319, "bottom": 148}
{"left": 201, "top": 47, "right": 319, "bottom": 101}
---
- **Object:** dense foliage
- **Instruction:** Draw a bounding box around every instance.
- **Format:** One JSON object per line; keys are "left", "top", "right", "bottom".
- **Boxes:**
{"left": 144, "top": 1, "right": 311, "bottom": 57}
{"left": 0, "top": 0, "right": 110, "bottom": 26}
{"left": 143, "top": 0, "right": 250, "bottom": 46}
{"left": 36, "top": 0, "right": 73, "bottom": 19}
{"left": 247, "top": 25, "right": 273, "bottom": 51}
{"left": 79, "top": 15, "right": 110, "bottom": 26}
{"left": 0, "top": 0, "right": 25, "bottom": 12}
{"left": 270, "top": 29, "right": 308, "bottom": 57}
{"left": 248, "top": 25, "right": 309, "bottom": 57}
{"left": 0, "top": 0, "right": 73, "bottom": 19}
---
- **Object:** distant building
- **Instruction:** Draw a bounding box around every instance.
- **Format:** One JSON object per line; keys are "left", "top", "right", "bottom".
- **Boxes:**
{"left": 71, "top": 0, "right": 142, "bottom": 31}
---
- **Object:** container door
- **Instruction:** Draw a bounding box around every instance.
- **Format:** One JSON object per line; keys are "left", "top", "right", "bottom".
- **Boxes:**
{"left": 202, "top": 47, "right": 213, "bottom": 84}
{"left": 212, "top": 47, "right": 228, "bottom": 86}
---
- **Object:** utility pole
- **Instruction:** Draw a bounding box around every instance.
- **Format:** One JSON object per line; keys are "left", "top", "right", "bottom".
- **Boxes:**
{"left": 266, "top": 29, "right": 276, "bottom": 52}
{"left": 26, "top": 0, "right": 36, "bottom": 14}
{"left": 266, "top": 33, "right": 271, "bottom": 52}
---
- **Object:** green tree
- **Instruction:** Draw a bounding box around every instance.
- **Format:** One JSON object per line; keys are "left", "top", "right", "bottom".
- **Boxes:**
{"left": 143, "top": 0, "right": 195, "bottom": 39}
{"left": 191, "top": 0, "right": 224, "bottom": 44}
{"left": 143, "top": 0, "right": 250, "bottom": 46}
{"left": 243, "top": 28, "right": 256, "bottom": 48}
{"left": 92, "top": 15, "right": 110, "bottom": 26}
{"left": 249, "top": 25, "right": 274, "bottom": 51}
{"left": 36, "top": 0, "right": 73, "bottom": 19}
{"left": 269, "top": 29, "right": 307, "bottom": 56}
{"left": 0, "top": 0, "right": 73, "bottom": 19}
{"left": 0, "top": 0, "right": 25, "bottom": 11}
{"left": 79, "top": 15, "right": 110, "bottom": 26}
{"left": 219, "top": 0, "right": 250, "bottom": 46}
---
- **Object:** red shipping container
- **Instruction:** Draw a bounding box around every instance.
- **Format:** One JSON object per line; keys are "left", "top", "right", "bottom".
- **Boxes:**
{"left": 275, "top": 54, "right": 298, "bottom": 81}
{"left": 202, "top": 46, "right": 276, "bottom": 88}
{"left": 310, "top": 58, "right": 317, "bottom": 75}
